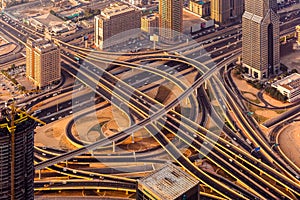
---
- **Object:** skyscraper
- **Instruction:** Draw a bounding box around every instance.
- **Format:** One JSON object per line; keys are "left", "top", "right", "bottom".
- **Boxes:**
{"left": 159, "top": 0, "right": 183, "bottom": 40}
{"left": 0, "top": 107, "right": 36, "bottom": 200}
{"left": 94, "top": 3, "right": 141, "bottom": 50}
{"left": 210, "top": 0, "right": 244, "bottom": 24}
{"left": 242, "top": 0, "right": 279, "bottom": 79}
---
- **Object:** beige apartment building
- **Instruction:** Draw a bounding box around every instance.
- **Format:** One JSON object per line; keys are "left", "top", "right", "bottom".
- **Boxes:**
{"left": 210, "top": 0, "right": 244, "bottom": 24}
{"left": 94, "top": 3, "right": 141, "bottom": 50}
{"left": 26, "top": 38, "right": 61, "bottom": 88}
{"left": 141, "top": 13, "right": 159, "bottom": 35}
{"left": 189, "top": 0, "right": 210, "bottom": 17}
{"left": 159, "top": 0, "right": 183, "bottom": 40}
{"left": 242, "top": 0, "right": 280, "bottom": 79}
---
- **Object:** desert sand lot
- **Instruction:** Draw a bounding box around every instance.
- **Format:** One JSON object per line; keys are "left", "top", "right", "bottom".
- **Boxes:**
{"left": 278, "top": 121, "right": 300, "bottom": 168}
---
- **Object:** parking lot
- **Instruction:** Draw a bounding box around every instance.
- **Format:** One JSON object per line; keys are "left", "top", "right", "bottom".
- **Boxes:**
{"left": 0, "top": 65, "right": 36, "bottom": 103}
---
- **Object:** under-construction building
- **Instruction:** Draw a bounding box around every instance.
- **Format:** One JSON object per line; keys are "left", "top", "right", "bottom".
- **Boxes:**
{"left": 0, "top": 107, "right": 36, "bottom": 200}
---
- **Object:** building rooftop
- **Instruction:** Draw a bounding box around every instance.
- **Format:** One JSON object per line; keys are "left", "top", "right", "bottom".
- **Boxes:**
{"left": 28, "top": 38, "right": 59, "bottom": 53}
{"left": 142, "top": 13, "right": 159, "bottom": 20}
{"left": 138, "top": 163, "right": 199, "bottom": 199}
{"left": 32, "top": 13, "right": 64, "bottom": 27}
{"left": 273, "top": 73, "right": 300, "bottom": 91}
{"left": 101, "top": 3, "right": 135, "bottom": 19}
{"left": 0, "top": 106, "right": 34, "bottom": 135}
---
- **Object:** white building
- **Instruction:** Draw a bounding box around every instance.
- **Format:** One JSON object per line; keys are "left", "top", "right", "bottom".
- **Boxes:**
{"left": 271, "top": 73, "right": 300, "bottom": 102}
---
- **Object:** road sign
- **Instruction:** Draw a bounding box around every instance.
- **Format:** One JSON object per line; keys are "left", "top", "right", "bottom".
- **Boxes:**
{"left": 247, "top": 111, "right": 254, "bottom": 116}
{"left": 150, "top": 34, "right": 159, "bottom": 50}
{"left": 150, "top": 34, "right": 159, "bottom": 42}
{"left": 254, "top": 147, "right": 260, "bottom": 152}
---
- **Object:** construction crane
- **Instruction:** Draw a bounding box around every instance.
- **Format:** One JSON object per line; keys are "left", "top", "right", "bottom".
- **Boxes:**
{"left": 0, "top": 101, "right": 45, "bottom": 200}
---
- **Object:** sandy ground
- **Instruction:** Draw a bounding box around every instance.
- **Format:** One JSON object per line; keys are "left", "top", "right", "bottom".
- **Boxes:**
{"left": 243, "top": 93, "right": 257, "bottom": 101}
{"left": 183, "top": 9, "right": 204, "bottom": 34}
{"left": 11, "top": 2, "right": 59, "bottom": 18}
{"left": 262, "top": 92, "right": 290, "bottom": 107}
{"left": 35, "top": 115, "right": 77, "bottom": 150}
{"left": 0, "top": 43, "right": 17, "bottom": 56}
{"left": 35, "top": 103, "right": 120, "bottom": 151}
{"left": 278, "top": 121, "right": 300, "bottom": 168}
{"left": 17, "top": 76, "right": 36, "bottom": 91}
{"left": 72, "top": 106, "right": 130, "bottom": 144}
{"left": 255, "top": 109, "right": 280, "bottom": 119}
{"left": 0, "top": 36, "right": 8, "bottom": 45}
{"left": 232, "top": 71, "right": 290, "bottom": 111}
{"left": 35, "top": 98, "right": 157, "bottom": 154}
{"left": 232, "top": 73, "right": 260, "bottom": 94}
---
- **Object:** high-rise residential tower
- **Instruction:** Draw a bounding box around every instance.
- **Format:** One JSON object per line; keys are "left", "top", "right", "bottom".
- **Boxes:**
{"left": 0, "top": 107, "right": 36, "bottom": 200}
{"left": 26, "top": 38, "right": 61, "bottom": 88}
{"left": 159, "top": 0, "right": 183, "bottom": 40}
{"left": 94, "top": 3, "right": 141, "bottom": 49}
{"left": 242, "top": 0, "right": 279, "bottom": 79}
{"left": 210, "top": 0, "right": 244, "bottom": 24}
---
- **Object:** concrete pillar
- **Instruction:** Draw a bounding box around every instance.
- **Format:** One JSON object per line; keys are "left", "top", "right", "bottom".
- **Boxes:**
{"left": 112, "top": 141, "right": 115, "bottom": 153}
{"left": 38, "top": 170, "right": 41, "bottom": 179}
{"left": 283, "top": 36, "right": 287, "bottom": 44}
{"left": 204, "top": 80, "right": 207, "bottom": 90}
{"left": 237, "top": 56, "right": 241, "bottom": 64}
{"left": 131, "top": 133, "right": 134, "bottom": 143}
{"left": 194, "top": 89, "right": 197, "bottom": 97}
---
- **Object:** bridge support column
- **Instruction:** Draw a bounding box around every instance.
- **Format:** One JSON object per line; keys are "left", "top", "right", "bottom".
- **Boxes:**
{"left": 38, "top": 170, "right": 41, "bottom": 179}
{"left": 194, "top": 89, "right": 197, "bottom": 97}
{"left": 131, "top": 133, "right": 134, "bottom": 143}
{"left": 237, "top": 56, "right": 241, "bottom": 65}
{"left": 225, "top": 64, "right": 228, "bottom": 71}
{"left": 65, "top": 160, "right": 68, "bottom": 167}
{"left": 283, "top": 36, "right": 287, "bottom": 44}
{"left": 97, "top": 189, "right": 100, "bottom": 193}
{"left": 125, "top": 190, "right": 128, "bottom": 195}
{"left": 112, "top": 141, "right": 115, "bottom": 153}
{"left": 204, "top": 80, "right": 207, "bottom": 90}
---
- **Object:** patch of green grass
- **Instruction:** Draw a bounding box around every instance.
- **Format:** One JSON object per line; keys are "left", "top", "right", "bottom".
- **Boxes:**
{"left": 248, "top": 105, "right": 269, "bottom": 123}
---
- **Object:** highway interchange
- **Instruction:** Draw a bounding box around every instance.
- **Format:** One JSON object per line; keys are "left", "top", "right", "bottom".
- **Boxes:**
{"left": 0, "top": 9, "right": 300, "bottom": 200}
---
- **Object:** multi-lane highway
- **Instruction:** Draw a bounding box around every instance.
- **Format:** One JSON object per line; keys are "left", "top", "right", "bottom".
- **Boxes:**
{"left": 1, "top": 10, "right": 300, "bottom": 199}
